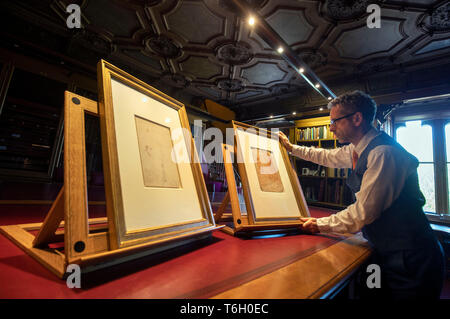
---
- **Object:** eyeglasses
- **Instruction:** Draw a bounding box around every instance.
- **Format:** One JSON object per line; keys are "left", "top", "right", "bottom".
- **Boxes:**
{"left": 330, "top": 112, "right": 357, "bottom": 125}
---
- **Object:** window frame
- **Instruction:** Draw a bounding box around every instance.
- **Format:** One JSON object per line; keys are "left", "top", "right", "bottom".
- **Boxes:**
{"left": 393, "top": 101, "right": 450, "bottom": 224}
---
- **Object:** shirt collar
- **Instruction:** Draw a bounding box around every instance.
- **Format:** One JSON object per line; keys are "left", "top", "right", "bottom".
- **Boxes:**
{"left": 352, "top": 127, "right": 380, "bottom": 156}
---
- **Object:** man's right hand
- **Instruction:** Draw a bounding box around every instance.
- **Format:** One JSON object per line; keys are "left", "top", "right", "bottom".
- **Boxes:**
{"left": 300, "top": 217, "right": 319, "bottom": 234}
{"left": 278, "top": 132, "right": 293, "bottom": 152}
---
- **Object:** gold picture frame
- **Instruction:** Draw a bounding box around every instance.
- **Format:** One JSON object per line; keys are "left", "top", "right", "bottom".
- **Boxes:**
{"left": 215, "top": 121, "right": 309, "bottom": 235}
{"left": 97, "top": 60, "right": 218, "bottom": 249}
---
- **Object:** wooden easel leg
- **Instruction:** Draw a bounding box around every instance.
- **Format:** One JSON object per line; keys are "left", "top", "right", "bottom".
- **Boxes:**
{"left": 214, "top": 191, "right": 230, "bottom": 223}
{"left": 32, "top": 186, "right": 65, "bottom": 247}
{"left": 220, "top": 143, "right": 248, "bottom": 234}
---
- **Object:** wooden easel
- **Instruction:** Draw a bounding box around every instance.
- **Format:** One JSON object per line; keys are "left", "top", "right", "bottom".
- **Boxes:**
{"left": 214, "top": 142, "right": 309, "bottom": 236}
{"left": 0, "top": 92, "right": 218, "bottom": 278}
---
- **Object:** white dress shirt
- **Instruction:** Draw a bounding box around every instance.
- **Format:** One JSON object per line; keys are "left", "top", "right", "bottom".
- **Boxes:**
{"left": 291, "top": 127, "right": 419, "bottom": 234}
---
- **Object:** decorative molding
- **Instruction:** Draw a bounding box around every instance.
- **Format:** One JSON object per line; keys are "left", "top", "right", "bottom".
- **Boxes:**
{"left": 71, "top": 28, "right": 113, "bottom": 54}
{"left": 145, "top": 35, "right": 181, "bottom": 58}
{"left": 419, "top": 2, "right": 450, "bottom": 33}
{"left": 431, "top": 2, "right": 450, "bottom": 31}
{"left": 325, "top": 0, "right": 373, "bottom": 21}
{"left": 355, "top": 57, "right": 395, "bottom": 74}
{"left": 217, "top": 79, "right": 244, "bottom": 92}
{"left": 298, "top": 50, "right": 328, "bottom": 69}
{"left": 1, "top": 0, "right": 449, "bottom": 115}
{"left": 161, "top": 73, "right": 191, "bottom": 88}
{"left": 216, "top": 42, "right": 253, "bottom": 65}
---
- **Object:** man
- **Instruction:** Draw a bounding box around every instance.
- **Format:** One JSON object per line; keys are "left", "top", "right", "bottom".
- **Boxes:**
{"left": 279, "top": 90, "right": 445, "bottom": 299}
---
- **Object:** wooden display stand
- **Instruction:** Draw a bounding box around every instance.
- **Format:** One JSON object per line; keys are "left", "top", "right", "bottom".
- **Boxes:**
{"left": 0, "top": 92, "right": 220, "bottom": 278}
{"left": 214, "top": 141, "right": 309, "bottom": 236}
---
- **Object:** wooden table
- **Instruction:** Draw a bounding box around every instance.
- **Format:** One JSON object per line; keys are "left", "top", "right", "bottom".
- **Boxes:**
{"left": 0, "top": 205, "right": 371, "bottom": 299}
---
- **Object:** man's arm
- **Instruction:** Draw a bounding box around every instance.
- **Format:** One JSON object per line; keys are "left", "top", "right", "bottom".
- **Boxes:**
{"left": 278, "top": 132, "right": 353, "bottom": 168}
{"left": 316, "top": 145, "right": 417, "bottom": 233}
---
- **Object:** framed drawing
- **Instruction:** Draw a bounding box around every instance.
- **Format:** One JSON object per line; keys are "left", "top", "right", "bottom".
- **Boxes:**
{"left": 0, "top": 90, "right": 221, "bottom": 279}
{"left": 97, "top": 60, "right": 217, "bottom": 249}
{"left": 215, "top": 121, "right": 309, "bottom": 235}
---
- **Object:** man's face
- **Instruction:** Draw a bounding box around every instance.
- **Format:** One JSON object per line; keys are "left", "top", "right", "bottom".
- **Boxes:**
{"left": 329, "top": 104, "right": 356, "bottom": 144}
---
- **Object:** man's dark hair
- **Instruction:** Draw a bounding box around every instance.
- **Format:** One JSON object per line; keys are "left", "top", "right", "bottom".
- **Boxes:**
{"left": 327, "top": 90, "right": 377, "bottom": 125}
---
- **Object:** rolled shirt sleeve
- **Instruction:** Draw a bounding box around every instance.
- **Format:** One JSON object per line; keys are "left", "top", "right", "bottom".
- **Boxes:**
{"left": 291, "top": 144, "right": 353, "bottom": 168}
{"left": 316, "top": 145, "right": 417, "bottom": 234}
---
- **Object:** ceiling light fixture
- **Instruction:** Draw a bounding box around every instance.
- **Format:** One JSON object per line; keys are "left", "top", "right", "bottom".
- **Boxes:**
{"left": 248, "top": 16, "right": 255, "bottom": 26}
{"left": 319, "top": 107, "right": 324, "bottom": 111}
{"left": 292, "top": 111, "right": 296, "bottom": 115}
{"left": 229, "top": 0, "right": 336, "bottom": 108}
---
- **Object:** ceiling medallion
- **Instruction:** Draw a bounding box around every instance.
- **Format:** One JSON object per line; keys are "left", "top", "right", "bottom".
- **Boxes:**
{"left": 72, "top": 29, "right": 112, "bottom": 53}
{"left": 217, "top": 79, "right": 244, "bottom": 92}
{"left": 430, "top": 3, "right": 450, "bottom": 32}
{"left": 146, "top": 35, "right": 181, "bottom": 58}
{"left": 356, "top": 57, "right": 394, "bottom": 74}
{"left": 417, "top": 2, "right": 450, "bottom": 34}
{"left": 326, "top": 0, "right": 373, "bottom": 21}
{"left": 270, "top": 84, "right": 291, "bottom": 96}
{"left": 298, "top": 51, "right": 327, "bottom": 69}
{"left": 161, "top": 73, "right": 190, "bottom": 88}
{"left": 216, "top": 42, "right": 253, "bottom": 65}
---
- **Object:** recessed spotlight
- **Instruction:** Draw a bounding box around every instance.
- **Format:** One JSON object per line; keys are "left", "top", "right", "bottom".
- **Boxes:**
{"left": 299, "top": 67, "right": 304, "bottom": 73}
{"left": 292, "top": 111, "right": 296, "bottom": 115}
{"left": 277, "top": 47, "right": 284, "bottom": 54}
{"left": 315, "top": 83, "right": 320, "bottom": 88}
{"left": 328, "top": 97, "right": 332, "bottom": 100}
{"left": 319, "top": 107, "right": 324, "bottom": 111}
{"left": 248, "top": 17, "right": 255, "bottom": 26}
{"left": 270, "top": 115, "right": 273, "bottom": 118}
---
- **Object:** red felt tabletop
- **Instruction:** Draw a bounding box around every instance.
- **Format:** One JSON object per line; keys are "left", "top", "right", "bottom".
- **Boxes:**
{"left": 0, "top": 205, "right": 342, "bottom": 299}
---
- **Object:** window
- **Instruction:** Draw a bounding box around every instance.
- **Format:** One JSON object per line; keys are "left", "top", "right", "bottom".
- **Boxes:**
{"left": 394, "top": 108, "right": 450, "bottom": 221}
{"left": 396, "top": 121, "right": 435, "bottom": 212}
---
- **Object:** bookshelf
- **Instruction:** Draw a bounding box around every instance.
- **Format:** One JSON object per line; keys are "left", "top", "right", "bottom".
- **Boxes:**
{"left": 289, "top": 116, "right": 353, "bottom": 209}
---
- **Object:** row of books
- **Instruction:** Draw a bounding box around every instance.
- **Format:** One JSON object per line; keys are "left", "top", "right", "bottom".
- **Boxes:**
{"left": 299, "top": 165, "right": 351, "bottom": 178}
{"left": 297, "top": 125, "right": 334, "bottom": 141}
{"left": 327, "top": 167, "right": 352, "bottom": 178}
{"left": 303, "top": 179, "right": 353, "bottom": 205}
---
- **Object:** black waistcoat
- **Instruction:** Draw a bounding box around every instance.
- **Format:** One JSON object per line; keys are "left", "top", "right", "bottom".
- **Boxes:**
{"left": 346, "top": 132, "right": 435, "bottom": 253}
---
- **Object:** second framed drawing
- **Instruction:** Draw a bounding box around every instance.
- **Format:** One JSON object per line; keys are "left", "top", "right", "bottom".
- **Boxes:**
{"left": 215, "top": 121, "right": 310, "bottom": 234}
{"left": 97, "top": 60, "right": 217, "bottom": 249}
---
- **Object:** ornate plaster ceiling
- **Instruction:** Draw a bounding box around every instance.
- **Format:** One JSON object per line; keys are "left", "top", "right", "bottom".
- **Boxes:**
{"left": 1, "top": 0, "right": 449, "bottom": 117}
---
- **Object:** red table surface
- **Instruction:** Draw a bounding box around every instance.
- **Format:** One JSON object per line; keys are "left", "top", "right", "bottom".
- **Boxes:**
{"left": 0, "top": 205, "right": 343, "bottom": 299}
